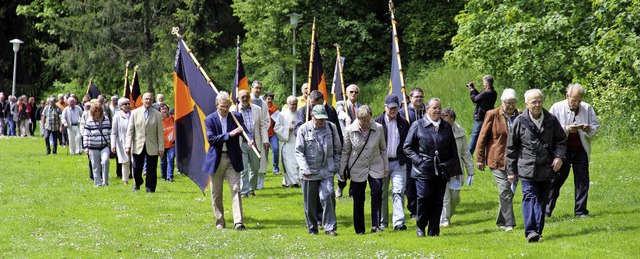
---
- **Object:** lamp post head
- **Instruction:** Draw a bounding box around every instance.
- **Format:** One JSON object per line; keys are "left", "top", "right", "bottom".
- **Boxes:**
{"left": 287, "top": 13, "right": 302, "bottom": 29}
{"left": 10, "top": 39, "right": 23, "bottom": 53}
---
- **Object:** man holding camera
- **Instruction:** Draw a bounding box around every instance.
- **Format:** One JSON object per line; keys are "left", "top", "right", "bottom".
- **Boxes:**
{"left": 467, "top": 75, "right": 497, "bottom": 156}
{"left": 546, "top": 83, "right": 599, "bottom": 218}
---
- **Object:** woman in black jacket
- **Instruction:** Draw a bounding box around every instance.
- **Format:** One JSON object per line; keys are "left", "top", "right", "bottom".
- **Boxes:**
{"left": 404, "top": 98, "right": 461, "bottom": 237}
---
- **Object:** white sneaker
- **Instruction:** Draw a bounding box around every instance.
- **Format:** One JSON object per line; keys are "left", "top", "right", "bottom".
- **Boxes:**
{"left": 440, "top": 222, "right": 450, "bottom": 227}
{"left": 335, "top": 188, "right": 343, "bottom": 198}
{"left": 504, "top": 226, "right": 514, "bottom": 232}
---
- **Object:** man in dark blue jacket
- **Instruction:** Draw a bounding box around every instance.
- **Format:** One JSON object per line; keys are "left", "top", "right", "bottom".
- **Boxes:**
{"left": 203, "top": 91, "right": 251, "bottom": 231}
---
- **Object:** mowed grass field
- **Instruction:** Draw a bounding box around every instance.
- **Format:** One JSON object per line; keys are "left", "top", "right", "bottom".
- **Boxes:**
{"left": 2, "top": 65, "right": 639, "bottom": 257}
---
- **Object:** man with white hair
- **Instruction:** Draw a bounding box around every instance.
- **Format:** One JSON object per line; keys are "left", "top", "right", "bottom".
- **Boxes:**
{"left": 61, "top": 97, "right": 83, "bottom": 154}
{"left": 274, "top": 96, "right": 300, "bottom": 187}
{"left": 507, "top": 89, "right": 566, "bottom": 242}
{"left": 152, "top": 94, "right": 164, "bottom": 110}
{"left": 335, "top": 84, "right": 362, "bottom": 197}
{"left": 231, "top": 89, "right": 268, "bottom": 197}
{"left": 546, "top": 83, "right": 599, "bottom": 218}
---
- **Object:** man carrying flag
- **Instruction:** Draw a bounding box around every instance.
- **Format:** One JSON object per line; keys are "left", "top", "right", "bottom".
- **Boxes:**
{"left": 202, "top": 91, "right": 248, "bottom": 231}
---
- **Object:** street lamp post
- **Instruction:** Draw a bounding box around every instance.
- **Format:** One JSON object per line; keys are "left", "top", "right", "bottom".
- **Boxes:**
{"left": 10, "top": 39, "right": 24, "bottom": 97}
{"left": 288, "top": 13, "right": 302, "bottom": 97}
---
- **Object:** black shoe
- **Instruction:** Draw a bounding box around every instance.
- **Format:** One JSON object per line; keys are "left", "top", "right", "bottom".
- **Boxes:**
{"left": 146, "top": 188, "right": 155, "bottom": 193}
{"left": 282, "top": 184, "right": 289, "bottom": 188}
{"left": 308, "top": 229, "right": 318, "bottom": 235}
{"left": 324, "top": 230, "right": 338, "bottom": 236}
{"left": 416, "top": 228, "right": 426, "bottom": 237}
{"left": 132, "top": 186, "right": 140, "bottom": 192}
{"left": 545, "top": 212, "right": 552, "bottom": 218}
{"left": 234, "top": 224, "right": 246, "bottom": 231}
{"left": 168, "top": 179, "right": 174, "bottom": 182}
{"left": 371, "top": 227, "right": 383, "bottom": 233}
{"left": 249, "top": 191, "right": 256, "bottom": 196}
{"left": 394, "top": 225, "right": 407, "bottom": 231}
{"left": 292, "top": 184, "right": 300, "bottom": 188}
{"left": 527, "top": 232, "right": 540, "bottom": 242}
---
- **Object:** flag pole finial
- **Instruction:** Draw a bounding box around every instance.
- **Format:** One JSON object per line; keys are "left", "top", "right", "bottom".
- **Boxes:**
{"left": 125, "top": 61, "right": 130, "bottom": 68}
{"left": 134, "top": 65, "right": 139, "bottom": 72}
{"left": 171, "top": 27, "right": 182, "bottom": 38}
{"left": 389, "top": 0, "right": 395, "bottom": 15}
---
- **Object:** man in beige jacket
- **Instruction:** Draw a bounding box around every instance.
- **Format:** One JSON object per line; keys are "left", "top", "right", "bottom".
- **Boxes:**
{"left": 126, "top": 92, "right": 164, "bottom": 193}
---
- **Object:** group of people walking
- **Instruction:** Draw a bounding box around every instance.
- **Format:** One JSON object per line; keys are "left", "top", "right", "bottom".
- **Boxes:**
{"left": 4, "top": 74, "right": 600, "bottom": 242}
{"left": 193, "top": 76, "right": 601, "bottom": 241}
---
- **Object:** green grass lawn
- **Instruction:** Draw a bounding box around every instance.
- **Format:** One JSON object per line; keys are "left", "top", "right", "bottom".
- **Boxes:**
{"left": 1, "top": 135, "right": 639, "bottom": 258}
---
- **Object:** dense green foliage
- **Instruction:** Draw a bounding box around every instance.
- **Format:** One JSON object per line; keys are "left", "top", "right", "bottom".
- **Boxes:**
{"left": 446, "top": 0, "right": 640, "bottom": 140}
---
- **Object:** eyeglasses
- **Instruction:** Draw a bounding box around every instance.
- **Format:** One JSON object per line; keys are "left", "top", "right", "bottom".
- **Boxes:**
{"left": 412, "top": 96, "right": 424, "bottom": 99}
{"left": 349, "top": 91, "right": 359, "bottom": 94}
{"left": 122, "top": 103, "right": 130, "bottom": 106}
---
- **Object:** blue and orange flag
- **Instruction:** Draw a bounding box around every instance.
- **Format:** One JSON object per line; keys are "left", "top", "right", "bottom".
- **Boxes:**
{"left": 173, "top": 38, "right": 218, "bottom": 193}
{"left": 331, "top": 56, "right": 345, "bottom": 108}
{"left": 130, "top": 68, "right": 142, "bottom": 109}
{"left": 231, "top": 37, "right": 249, "bottom": 104}
{"left": 87, "top": 79, "right": 101, "bottom": 99}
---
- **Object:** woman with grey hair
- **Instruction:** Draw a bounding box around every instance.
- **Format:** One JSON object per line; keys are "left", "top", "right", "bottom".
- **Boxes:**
{"left": 111, "top": 98, "right": 132, "bottom": 185}
{"left": 404, "top": 98, "right": 461, "bottom": 237}
{"left": 339, "top": 105, "right": 389, "bottom": 234}
{"left": 475, "top": 88, "right": 519, "bottom": 231}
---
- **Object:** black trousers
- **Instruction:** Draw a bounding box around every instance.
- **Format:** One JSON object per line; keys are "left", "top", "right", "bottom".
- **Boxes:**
{"left": 405, "top": 165, "right": 418, "bottom": 217}
{"left": 547, "top": 146, "right": 590, "bottom": 216}
{"left": 351, "top": 176, "right": 384, "bottom": 233}
{"left": 132, "top": 146, "right": 159, "bottom": 192}
{"left": 416, "top": 178, "right": 447, "bottom": 236}
{"left": 29, "top": 119, "right": 37, "bottom": 136}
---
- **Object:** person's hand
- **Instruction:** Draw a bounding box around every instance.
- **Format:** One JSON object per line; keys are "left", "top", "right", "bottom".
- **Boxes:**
{"left": 552, "top": 157, "right": 563, "bottom": 172}
{"left": 125, "top": 147, "right": 131, "bottom": 156}
{"left": 248, "top": 140, "right": 255, "bottom": 147}
{"left": 466, "top": 175, "right": 474, "bottom": 186}
{"left": 507, "top": 174, "right": 517, "bottom": 183}
{"left": 338, "top": 174, "right": 345, "bottom": 181}
{"left": 111, "top": 147, "right": 116, "bottom": 153}
{"left": 59, "top": 126, "right": 64, "bottom": 132}
{"left": 289, "top": 124, "right": 294, "bottom": 131}
{"left": 582, "top": 124, "right": 590, "bottom": 132}
{"left": 476, "top": 162, "right": 485, "bottom": 171}
{"left": 263, "top": 142, "right": 270, "bottom": 150}
{"left": 230, "top": 127, "right": 242, "bottom": 137}
{"left": 567, "top": 124, "right": 581, "bottom": 133}
{"left": 303, "top": 170, "right": 312, "bottom": 179}
{"left": 345, "top": 116, "right": 352, "bottom": 125}
{"left": 384, "top": 170, "right": 390, "bottom": 178}
{"left": 158, "top": 150, "right": 164, "bottom": 158}
{"left": 84, "top": 148, "right": 90, "bottom": 155}
{"left": 467, "top": 82, "right": 475, "bottom": 90}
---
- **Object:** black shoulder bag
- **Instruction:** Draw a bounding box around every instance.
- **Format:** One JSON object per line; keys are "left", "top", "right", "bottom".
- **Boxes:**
{"left": 343, "top": 130, "right": 372, "bottom": 179}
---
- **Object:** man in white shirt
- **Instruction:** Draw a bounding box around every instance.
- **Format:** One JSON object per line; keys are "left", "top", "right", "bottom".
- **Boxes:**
{"left": 61, "top": 97, "right": 83, "bottom": 154}
{"left": 546, "top": 83, "right": 599, "bottom": 218}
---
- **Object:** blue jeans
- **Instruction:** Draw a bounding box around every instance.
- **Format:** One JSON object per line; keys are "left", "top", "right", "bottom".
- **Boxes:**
{"left": 268, "top": 135, "right": 280, "bottom": 172}
{"left": 521, "top": 180, "right": 551, "bottom": 237}
{"left": 7, "top": 118, "right": 15, "bottom": 136}
{"left": 468, "top": 120, "right": 483, "bottom": 155}
{"left": 160, "top": 146, "right": 176, "bottom": 180}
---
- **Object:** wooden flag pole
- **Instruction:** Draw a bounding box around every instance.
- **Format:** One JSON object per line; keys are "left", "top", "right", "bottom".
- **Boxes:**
{"left": 389, "top": 0, "right": 410, "bottom": 122}
{"left": 305, "top": 18, "right": 317, "bottom": 122}
{"left": 171, "top": 27, "right": 261, "bottom": 158}
{"left": 334, "top": 43, "right": 347, "bottom": 114}
{"left": 124, "top": 61, "right": 130, "bottom": 96}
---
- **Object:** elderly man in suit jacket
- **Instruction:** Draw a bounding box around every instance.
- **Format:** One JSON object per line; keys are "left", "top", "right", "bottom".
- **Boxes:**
{"left": 126, "top": 92, "right": 164, "bottom": 193}
{"left": 203, "top": 91, "right": 248, "bottom": 231}
{"left": 231, "top": 89, "right": 269, "bottom": 197}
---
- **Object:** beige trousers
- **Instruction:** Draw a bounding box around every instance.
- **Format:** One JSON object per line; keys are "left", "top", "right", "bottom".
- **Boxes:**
{"left": 210, "top": 154, "right": 244, "bottom": 227}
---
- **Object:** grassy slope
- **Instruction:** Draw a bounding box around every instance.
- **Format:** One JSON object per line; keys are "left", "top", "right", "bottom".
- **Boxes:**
{"left": 1, "top": 65, "right": 638, "bottom": 257}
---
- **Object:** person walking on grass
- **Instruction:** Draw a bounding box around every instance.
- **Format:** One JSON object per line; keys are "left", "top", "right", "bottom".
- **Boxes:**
{"left": 295, "top": 105, "right": 341, "bottom": 236}
{"left": 82, "top": 100, "right": 112, "bottom": 187}
{"left": 507, "top": 89, "right": 566, "bottom": 243}
{"left": 546, "top": 83, "right": 599, "bottom": 218}
{"left": 476, "top": 88, "right": 520, "bottom": 232}
{"left": 467, "top": 75, "right": 497, "bottom": 156}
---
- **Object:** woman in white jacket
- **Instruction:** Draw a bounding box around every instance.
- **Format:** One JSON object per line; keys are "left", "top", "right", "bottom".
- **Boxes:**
{"left": 111, "top": 98, "right": 132, "bottom": 185}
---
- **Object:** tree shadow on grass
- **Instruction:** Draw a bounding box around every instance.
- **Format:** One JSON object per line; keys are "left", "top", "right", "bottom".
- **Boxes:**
{"left": 546, "top": 225, "right": 639, "bottom": 241}
{"left": 457, "top": 201, "right": 497, "bottom": 214}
